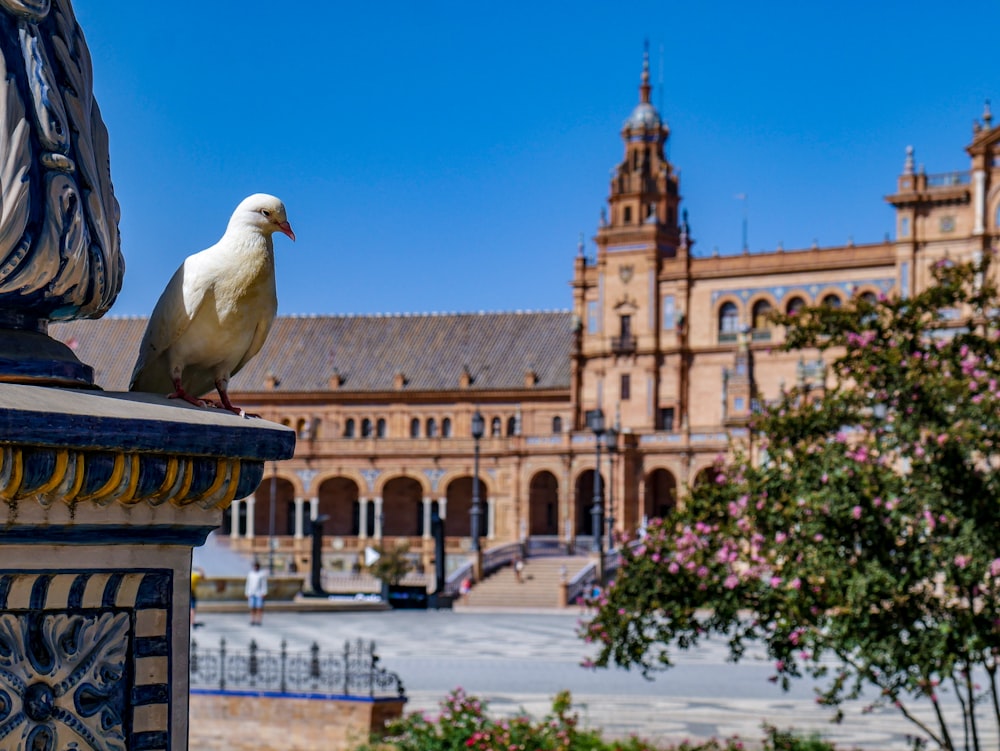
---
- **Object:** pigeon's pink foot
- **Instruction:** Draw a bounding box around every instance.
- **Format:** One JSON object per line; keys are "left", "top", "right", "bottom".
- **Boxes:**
{"left": 166, "top": 383, "right": 208, "bottom": 408}
{"left": 216, "top": 383, "right": 259, "bottom": 419}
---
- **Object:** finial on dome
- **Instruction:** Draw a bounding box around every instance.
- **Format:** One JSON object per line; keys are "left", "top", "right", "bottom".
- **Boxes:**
{"left": 903, "top": 145, "right": 914, "bottom": 176}
{"left": 577, "top": 232, "right": 585, "bottom": 257}
{"left": 640, "top": 39, "right": 652, "bottom": 104}
{"left": 984, "top": 99, "right": 993, "bottom": 127}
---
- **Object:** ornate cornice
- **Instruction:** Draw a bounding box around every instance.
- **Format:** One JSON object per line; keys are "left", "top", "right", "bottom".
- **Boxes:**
{"left": 0, "top": 383, "right": 295, "bottom": 512}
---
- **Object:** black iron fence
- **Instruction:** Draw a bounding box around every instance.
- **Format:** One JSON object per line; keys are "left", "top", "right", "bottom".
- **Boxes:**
{"left": 190, "top": 637, "right": 405, "bottom": 699}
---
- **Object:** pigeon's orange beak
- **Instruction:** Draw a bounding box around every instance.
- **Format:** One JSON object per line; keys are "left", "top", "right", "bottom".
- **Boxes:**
{"left": 278, "top": 221, "right": 296, "bottom": 242}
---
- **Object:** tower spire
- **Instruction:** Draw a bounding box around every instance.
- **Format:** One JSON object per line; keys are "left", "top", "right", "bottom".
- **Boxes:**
{"left": 640, "top": 40, "right": 652, "bottom": 104}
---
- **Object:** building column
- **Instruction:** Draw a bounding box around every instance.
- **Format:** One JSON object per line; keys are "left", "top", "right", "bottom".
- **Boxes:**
{"left": 974, "top": 169, "right": 986, "bottom": 235}
{"left": 422, "top": 498, "right": 432, "bottom": 539}
{"left": 373, "top": 496, "right": 383, "bottom": 540}
{"left": 358, "top": 498, "right": 369, "bottom": 540}
{"left": 438, "top": 497, "right": 447, "bottom": 519}
{"left": 293, "top": 497, "right": 305, "bottom": 539}
{"left": 562, "top": 460, "right": 573, "bottom": 547}
{"left": 230, "top": 498, "right": 243, "bottom": 540}
{"left": 245, "top": 495, "right": 256, "bottom": 539}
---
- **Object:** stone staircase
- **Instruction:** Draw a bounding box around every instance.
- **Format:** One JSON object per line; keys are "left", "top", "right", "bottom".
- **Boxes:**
{"left": 458, "top": 555, "right": 591, "bottom": 609}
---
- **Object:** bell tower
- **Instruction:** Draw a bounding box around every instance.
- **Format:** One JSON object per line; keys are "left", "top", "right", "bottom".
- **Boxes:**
{"left": 572, "top": 48, "right": 687, "bottom": 436}
{"left": 598, "top": 47, "right": 681, "bottom": 254}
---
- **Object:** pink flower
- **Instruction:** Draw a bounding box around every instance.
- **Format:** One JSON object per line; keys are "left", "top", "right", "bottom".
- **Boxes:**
{"left": 789, "top": 578, "right": 802, "bottom": 590}
{"left": 667, "top": 561, "right": 679, "bottom": 574}
{"left": 724, "top": 574, "right": 739, "bottom": 590}
{"left": 954, "top": 555, "right": 971, "bottom": 569}
{"left": 851, "top": 506, "right": 862, "bottom": 520}
{"left": 989, "top": 558, "right": 1000, "bottom": 577}
{"left": 770, "top": 576, "right": 783, "bottom": 587}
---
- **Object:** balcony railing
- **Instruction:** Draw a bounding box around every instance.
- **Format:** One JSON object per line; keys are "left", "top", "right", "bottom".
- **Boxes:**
{"left": 610, "top": 334, "right": 636, "bottom": 353}
{"left": 926, "top": 171, "right": 970, "bottom": 188}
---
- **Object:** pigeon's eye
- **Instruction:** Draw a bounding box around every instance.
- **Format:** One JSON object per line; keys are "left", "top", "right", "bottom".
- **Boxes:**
{"left": 261, "top": 209, "right": 271, "bottom": 218}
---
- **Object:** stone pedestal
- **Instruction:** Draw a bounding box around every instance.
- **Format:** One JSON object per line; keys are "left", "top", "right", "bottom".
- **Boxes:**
{"left": 0, "top": 383, "right": 294, "bottom": 750}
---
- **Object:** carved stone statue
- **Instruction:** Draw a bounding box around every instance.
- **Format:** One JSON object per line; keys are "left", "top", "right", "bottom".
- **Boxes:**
{"left": 0, "top": 0, "right": 123, "bottom": 385}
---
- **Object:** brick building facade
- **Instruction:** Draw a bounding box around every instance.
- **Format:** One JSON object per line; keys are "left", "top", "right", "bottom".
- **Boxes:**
{"left": 52, "top": 57, "right": 1000, "bottom": 574}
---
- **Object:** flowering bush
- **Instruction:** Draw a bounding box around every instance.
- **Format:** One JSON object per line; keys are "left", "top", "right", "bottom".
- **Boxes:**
{"left": 356, "top": 689, "right": 843, "bottom": 751}
{"left": 586, "top": 258, "right": 1000, "bottom": 751}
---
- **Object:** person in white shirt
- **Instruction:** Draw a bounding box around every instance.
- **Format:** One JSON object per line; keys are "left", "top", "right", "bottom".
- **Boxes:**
{"left": 245, "top": 562, "right": 268, "bottom": 626}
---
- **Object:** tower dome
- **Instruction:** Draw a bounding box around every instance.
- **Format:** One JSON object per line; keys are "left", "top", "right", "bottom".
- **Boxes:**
{"left": 626, "top": 101, "right": 661, "bottom": 129}
{"left": 623, "top": 48, "right": 663, "bottom": 132}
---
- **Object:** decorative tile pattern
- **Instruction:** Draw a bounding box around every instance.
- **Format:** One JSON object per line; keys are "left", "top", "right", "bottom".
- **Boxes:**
{"left": 0, "top": 444, "right": 262, "bottom": 513}
{"left": 422, "top": 468, "right": 445, "bottom": 493}
{"left": 710, "top": 277, "right": 895, "bottom": 306}
{"left": 0, "top": 570, "right": 171, "bottom": 751}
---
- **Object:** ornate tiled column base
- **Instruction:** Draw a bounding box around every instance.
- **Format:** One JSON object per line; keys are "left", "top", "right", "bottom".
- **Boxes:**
{"left": 0, "top": 383, "right": 294, "bottom": 751}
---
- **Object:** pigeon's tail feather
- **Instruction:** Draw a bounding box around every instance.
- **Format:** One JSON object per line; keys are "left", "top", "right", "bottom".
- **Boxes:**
{"left": 129, "top": 353, "right": 174, "bottom": 395}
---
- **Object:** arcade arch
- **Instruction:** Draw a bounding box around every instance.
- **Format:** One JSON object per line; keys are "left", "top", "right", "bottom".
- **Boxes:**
{"left": 528, "top": 470, "right": 559, "bottom": 536}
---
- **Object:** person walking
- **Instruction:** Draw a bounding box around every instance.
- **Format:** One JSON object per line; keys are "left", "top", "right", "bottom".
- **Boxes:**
{"left": 245, "top": 561, "right": 268, "bottom": 626}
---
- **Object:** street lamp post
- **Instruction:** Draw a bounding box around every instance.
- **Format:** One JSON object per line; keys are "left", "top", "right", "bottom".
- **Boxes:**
{"left": 605, "top": 427, "right": 617, "bottom": 549}
{"left": 470, "top": 410, "right": 485, "bottom": 552}
{"left": 588, "top": 409, "right": 605, "bottom": 582}
{"left": 267, "top": 462, "right": 277, "bottom": 575}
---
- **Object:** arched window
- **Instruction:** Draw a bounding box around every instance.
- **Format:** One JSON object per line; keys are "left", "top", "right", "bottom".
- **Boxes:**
{"left": 376, "top": 418, "right": 387, "bottom": 438}
{"left": 718, "top": 302, "right": 739, "bottom": 340}
{"left": 822, "top": 293, "right": 842, "bottom": 309}
{"left": 751, "top": 300, "right": 773, "bottom": 331}
{"left": 858, "top": 291, "right": 879, "bottom": 324}
{"left": 552, "top": 416, "right": 563, "bottom": 434}
{"left": 410, "top": 418, "right": 420, "bottom": 438}
{"left": 786, "top": 296, "right": 805, "bottom": 316}
{"left": 361, "top": 418, "right": 372, "bottom": 438}
{"left": 426, "top": 418, "right": 438, "bottom": 438}
{"left": 506, "top": 416, "right": 517, "bottom": 437}
{"left": 491, "top": 417, "right": 502, "bottom": 437}
{"left": 344, "top": 419, "right": 355, "bottom": 438}
{"left": 442, "top": 418, "right": 452, "bottom": 438}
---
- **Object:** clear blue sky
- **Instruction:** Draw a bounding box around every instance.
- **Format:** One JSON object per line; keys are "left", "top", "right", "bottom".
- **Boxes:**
{"left": 73, "top": 1, "right": 999, "bottom": 318}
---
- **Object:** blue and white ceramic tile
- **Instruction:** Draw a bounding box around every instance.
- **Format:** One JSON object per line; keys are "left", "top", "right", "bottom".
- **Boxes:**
{"left": 0, "top": 570, "right": 171, "bottom": 751}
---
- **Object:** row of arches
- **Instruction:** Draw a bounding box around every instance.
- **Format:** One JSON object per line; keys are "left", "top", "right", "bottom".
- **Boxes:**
{"left": 226, "top": 467, "right": 687, "bottom": 540}
{"left": 717, "top": 290, "right": 880, "bottom": 340}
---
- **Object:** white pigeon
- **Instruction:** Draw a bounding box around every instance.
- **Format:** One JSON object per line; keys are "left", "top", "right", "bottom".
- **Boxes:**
{"left": 129, "top": 193, "right": 295, "bottom": 415}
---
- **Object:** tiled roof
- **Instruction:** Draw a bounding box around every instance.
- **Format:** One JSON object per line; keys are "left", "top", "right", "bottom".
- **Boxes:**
{"left": 50, "top": 311, "right": 574, "bottom": 395}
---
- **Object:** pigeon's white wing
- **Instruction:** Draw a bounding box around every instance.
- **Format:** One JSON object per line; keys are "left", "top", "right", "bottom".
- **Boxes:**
{"left": 129, "top": 249, "right": 216, "bottom": 391}
{"left": 231, "top": 316, "right": 275, "bottom": 380}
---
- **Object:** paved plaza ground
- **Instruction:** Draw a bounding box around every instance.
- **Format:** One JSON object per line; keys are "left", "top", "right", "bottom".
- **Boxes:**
{"left": 188, "top": 607, "right": 988, "bottom": 749}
